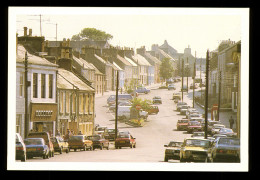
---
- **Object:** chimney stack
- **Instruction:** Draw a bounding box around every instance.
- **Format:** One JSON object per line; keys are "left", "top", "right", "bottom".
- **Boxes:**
{"left": 29, "top": 29, "right": 32, "bottom": 36}
{"left": 24, "top": 27, "right": 28, "bottom": 36}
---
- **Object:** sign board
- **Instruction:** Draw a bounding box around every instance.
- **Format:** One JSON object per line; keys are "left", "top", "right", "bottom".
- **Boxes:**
{"left": 135, "top": 105, "right": 142, "bottom": 110}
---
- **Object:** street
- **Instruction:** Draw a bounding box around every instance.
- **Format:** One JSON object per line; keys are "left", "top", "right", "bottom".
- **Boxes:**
{"left": 26, "top": 77, "right": 202, "bottom": 163}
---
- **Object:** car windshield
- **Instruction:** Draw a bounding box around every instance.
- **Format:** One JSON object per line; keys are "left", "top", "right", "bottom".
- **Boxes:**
{"left": 178, "top": 120, "right": 188, "bottom": 123}
{"left": 87, "top": 136, "right": 100, "bottom": 140}
{"left": 220, "top": 128, "right": 233, "bottom": 133}
{"left": 181, "top": 105, "right": 188, "bottom": 109}
{"left": 118, "top": 134, "right": 129, "bottom": 138}
{"left": 177, "top": 102, "right": 187, "bottom": 106}
{"left": 69, "top": 136, "right": 83, "bottom": 141}
{"left": 189, "top": 121, "right": 200, "bottom": 126}
{"left": 168, "top": 142, "right": 182, "bottom": 147}
{"left": 107, "top": 129, "right": 115, "bottom": 133}
{"left": 186, "top": 139, "right": 210, "bottom": 148}
{"left": 193, "top": 132, "right": 204, "bottom": 136}
{"left": 24, "top": 139, "right": 43, "bottom": 145}
{"left": 97, "top": 127, "right": 106, "bottom": 131}
{"left": 218, "top": 138, "right": 240, "bottom": 145}
{"left": 191, "top": 114, "right": 200, "bottom": 117}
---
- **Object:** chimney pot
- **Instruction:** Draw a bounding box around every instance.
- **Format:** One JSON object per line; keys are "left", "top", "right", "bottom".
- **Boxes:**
{"left": 29, "top": 29, "right": 32, "bottom": 36}
{"left": 24, "top": 27, "right": 28, "bottom": 36}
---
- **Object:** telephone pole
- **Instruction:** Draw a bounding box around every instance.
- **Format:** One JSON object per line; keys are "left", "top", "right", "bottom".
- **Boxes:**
{"left": 115, "top": 71, "right": 119, "bottom": 139}
{"left": 204, "top": 50, "right": 209, "bottom": 139}
{"left": 24, "top": 51, "right": 29, "bottom": 138}
{"left": 182, "top": 58, "right": 184, "bottom": 102}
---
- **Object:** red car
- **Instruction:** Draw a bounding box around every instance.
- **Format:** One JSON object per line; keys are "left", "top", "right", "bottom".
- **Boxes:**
{"left": 187, "top": 121, "right": 203, "bottom": 134}
{"left": 115, "top": 133, "right": 136, "bottom": 149}
{"left": 146, "top": 105, "right": 159, "bottom": 115}
{"left": 177, "top": 119, "right": 189, "bottom": 131}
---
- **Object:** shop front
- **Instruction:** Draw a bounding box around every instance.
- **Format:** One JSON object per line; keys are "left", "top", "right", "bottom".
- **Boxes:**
{"left": 30, "top": 103, "right": 57, "bottom": 136}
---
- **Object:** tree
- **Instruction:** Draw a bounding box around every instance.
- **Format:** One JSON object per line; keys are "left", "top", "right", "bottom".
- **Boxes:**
{"left": 71, "top": 28, "right": 113, "bottom": 41}
{"left": 159, "top": 58, "right": 174, "bottom": 83}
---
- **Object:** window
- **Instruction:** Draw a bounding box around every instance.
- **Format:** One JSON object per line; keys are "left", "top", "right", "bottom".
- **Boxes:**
{"left": 79, "top": 94, "right": 83, "bottom": 113}
{"left": 84, "top": 94, "right": 89, "bottom": 113}
{"left": 89, "top": 94, "right": 94, "bottom": 113}
{"left": 41, "top": 74, "right": 46, "bottom": 98}
{"left": 19, "top": 72, "right": 24, "bottom": 97}
{"left": 16, "top": 114, "right": 22, "bottom": 134}
{"left": 49, "top": 74, "right": 53, "bottom": 98}
{"left": 65, "top": 92, "right": 70, "bottom": 113}
{"left": 59, "top": 92, "right": 64, "bottom": 113}
{"left": 72, "top": 93, "right": 76, "bottom": 113}
{"left": 33, "top": 73, "right": 38, "bottom": 98}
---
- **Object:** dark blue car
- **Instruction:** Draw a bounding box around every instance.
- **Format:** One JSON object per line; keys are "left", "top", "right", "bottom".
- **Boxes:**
{"left": 24, "top": 138, "right": 50, "bottom": 159}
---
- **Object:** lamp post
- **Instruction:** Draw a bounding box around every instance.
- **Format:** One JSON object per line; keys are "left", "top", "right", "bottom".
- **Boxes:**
{"left": 204, "top": 50, "right": 210, "bottom": 139}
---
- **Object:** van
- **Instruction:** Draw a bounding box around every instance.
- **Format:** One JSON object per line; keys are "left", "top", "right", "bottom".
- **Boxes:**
{"left": 107, "top": 94, "right": 132, "bottom": 106}
{"left": 117, "top": 106, "right": 131, "bottom": 119}
{"left": 27, "top": 131, "right": 54, "bottom": 157}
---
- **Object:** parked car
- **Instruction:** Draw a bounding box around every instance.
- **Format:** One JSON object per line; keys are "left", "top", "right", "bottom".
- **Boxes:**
{"left": 191, "top": 131, "right": 205, "bottom": 138}
{"left": 16, "top": 133, "right": 26, "bottom": 162}
{"left": 115, "top": 133, "right": 136, "bottom": 149}
{"left": 176, "top": 119, "right": 189, "bottom": 131}
{"left": 135, "top": 87, "right": 150, "bottom": 94}
{"left": 172, "top": 93, "right": 181, "bottom": 101}
{"left": 146, "top": 105, "right": 159, "bottom": 115}
{"left": 213, "top": 134, "right": 227, "bottom": 139}
{"left": 168, "top": 84, "right": 176, "bottom": 90}
{"left": 187, "top": 121, "right": 203, "bottom": 134}
{"left": 209, "top": 137, "right": 240, "bottom": 162}
{"left": 27, "top": 131, "right": 54, "bottom": 157}
{"left": 164, "top": 141, "right": 183, "bottom": 161}
{"left": 104, "top": 128, "right": 118, "bottom": 141}
{"left": 95, "top": 126, "right": 108, "bottom": 136}
{"left": 211, "top": 124, "right": 226, "bottom": 135}
{"left": 68, "top": 135, "right": 93, "bottom": 151}
{"left": 24, "top": 138, "right": 50, "bottom": 159}
{"left": 107, "top": 94, "right": 133, "bottom": 106}
{"left": 50, "top": 136, "right": 70, "bottom": 154}
{"left": 218, "top": 128, "right": 237, "bottom": 137}
{"left": 188, "top": 113, "right": 202, "bottom": 121}
{"left": 152, "top": 96, "right": 162, "bottom": 104}
{"left": 180, "top": 138, "right": 211, "bottom": 162}
{"left": 117, "top": 106, "right": 148, "bottom": 120}
{"left": 176, "top": 102, "right": 187, "bottom": 111}
{"left": 186, "top": 108, "right": 199, "bottom": 118}
{"left": 87, "top": 134, "right": 109, "bottom": 150}
{"left": 190, "top": 83, "right": 198, "bottom": 89}
{"left": 179, "top": 105, "right": 189, "bottom": 115}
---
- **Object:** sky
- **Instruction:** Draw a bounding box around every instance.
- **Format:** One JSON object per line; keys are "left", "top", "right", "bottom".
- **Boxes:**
{"left": 13, "top": 7, "right": 247, "bottom": 58}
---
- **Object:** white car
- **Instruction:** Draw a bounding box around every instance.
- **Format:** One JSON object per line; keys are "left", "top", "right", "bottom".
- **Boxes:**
{"left": 211, "top": 124, "right": 225, "bottom": 135}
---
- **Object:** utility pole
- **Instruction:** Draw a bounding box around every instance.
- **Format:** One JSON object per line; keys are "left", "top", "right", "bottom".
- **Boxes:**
{"left": 115, "top": 71, "right": 119, "bottom": 140}
{"left": 181, "top": 58, "right": 184, "bottom": 102}
{"left": 217, "top": 71, "right": 222, "bottom": 121}
{"left": 193, "top": 52, "right": 196, "bottom": 108}
{"left": 204, "top": 50, "right": 209, "bottom": 139}
{"left": 24, "top": 51, "right": 29, "bottom": 138}
{"left": 186, "top": 57, "right": 189, "bottom": 93}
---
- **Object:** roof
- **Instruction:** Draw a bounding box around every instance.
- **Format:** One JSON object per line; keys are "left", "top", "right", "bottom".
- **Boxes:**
{"left": 112, "top": 62, "right": 123, "bottom": 71}
{"left": 117, "top": 55, "right": 132, "bottom": 66}
{"left": 16, "top": 45, "right": 58, "bottom": 67}
{"left": 72, "top": 55, "right": 95, "bottom": 70}
{"left": 87, "top": 63, "right": 104, "bottom": 75}
{"left": 124, "top": 56, "right": 137, "bottom": 66}
{"left": 57, "top": 68, "right": 95, "bottom": 91}
{"left": 94, "top": 54, "right": 108, "bottom": 64}
{"left": 158, "top": 49, "right": 175, "bottom": 61}
{"left": 145, "top": 52, "right": 161, "bottom": 64}
{"left": 132, "top": 54, "right": 151, "bottom": 66}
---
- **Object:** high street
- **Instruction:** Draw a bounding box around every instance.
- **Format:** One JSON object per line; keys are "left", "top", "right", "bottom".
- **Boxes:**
{"left": 26, "top": 77, "right": 202, "bottom": 163}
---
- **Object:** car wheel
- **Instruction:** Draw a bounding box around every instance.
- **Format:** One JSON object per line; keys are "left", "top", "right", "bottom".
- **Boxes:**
{"left": 164, "top": 156, "right": 168, "bottom": 162}
{"left": 60, "top": 147, "right": 63, "bottom": 154}
{"left": 107, "top": 144, "right": 109, "bottom": 150}
{"left": 52, "top": 151, "right": 54, "bottom": 157}
{"left": 100, "top": 144, "right": 103, "bottom": 150}
{"left": 83, "top": 146, "right": 86, "bottom": 151}
{"left": 74, "top": 149, "right": 77, "bottom": 152}
{"left": 66, "top": 148, "right": 69, "bottom": 153}
{"left": 21, "top": 155, "right": 26, "bottom": 162}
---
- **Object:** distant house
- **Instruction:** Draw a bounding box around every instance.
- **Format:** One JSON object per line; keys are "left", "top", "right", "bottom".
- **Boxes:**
{"left": 81, "top": 46, "right": 113, "bottom": 91}
{"left": 137, "top": 46, "right": 161, "bottom": 84}
{"left": 132, "top": 54, "right": 152, "bottom": 86}
{"left": 57, "top": 68, "right": 95, "bottom": 136}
